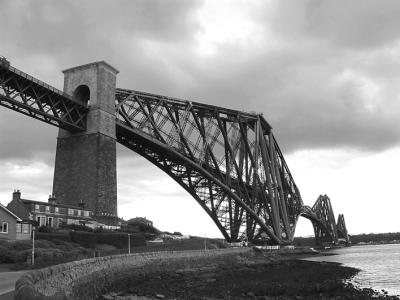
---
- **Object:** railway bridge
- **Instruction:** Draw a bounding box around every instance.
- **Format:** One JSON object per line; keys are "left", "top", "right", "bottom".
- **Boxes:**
{"left": 0, "top": 57, "right": 350, "bottom": 245}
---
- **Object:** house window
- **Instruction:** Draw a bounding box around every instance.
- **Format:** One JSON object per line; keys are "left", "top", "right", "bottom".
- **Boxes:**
{"left": 45, "top": 206, "right": 50, "bottom": 212}
{"left": 58, "top": 218, "right": 64, "bottom": 228}
{"left": 55, "top": 207, "right": 59, "bottom": 214}
{"left": 0, "top": 222, "right": 8, "bottom": 233}
{"left": 22, "top": 224, "right": 30, "bottom": 234}
{"left": 36, "top": 216, "right": 46, "bottom": 226}
{"left": 35, "top": 204, "right": 39, "bottom": 211}
{"left": 16, "top": 223, "right": 22, "bottom": 233}
{"left": 68, "top": 209, "right": 73, "bottom": 216}
{"left": 84, "top": 211, "right": 89, "bottom": 217}
{"left": 47, "top": 217, "right": 53, "bottom": 227}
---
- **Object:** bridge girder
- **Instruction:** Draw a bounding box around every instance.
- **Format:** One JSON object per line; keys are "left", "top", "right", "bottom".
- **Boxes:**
{"left": 115, "top": 88, "right": 303, "bottom": 244}
{"left": 0, "top": 63, "right": 87, "bottom": 131}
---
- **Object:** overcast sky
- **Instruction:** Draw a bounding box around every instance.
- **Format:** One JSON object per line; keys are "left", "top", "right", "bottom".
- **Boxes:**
{"left": 1, "top": 0, "right": 400, "bottom": 238}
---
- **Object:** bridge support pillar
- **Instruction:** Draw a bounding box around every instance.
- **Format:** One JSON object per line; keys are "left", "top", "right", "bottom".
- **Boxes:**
{"left": 52, "top": 61, "right": 119, "bottom": 224}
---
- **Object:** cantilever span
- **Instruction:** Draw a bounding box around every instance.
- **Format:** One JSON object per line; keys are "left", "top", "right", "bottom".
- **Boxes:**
{"left": 115, "top": 88, "right": 303, "bottom": 244}
{"left": 0, "top": 58, "right": 350, "bottom": 245}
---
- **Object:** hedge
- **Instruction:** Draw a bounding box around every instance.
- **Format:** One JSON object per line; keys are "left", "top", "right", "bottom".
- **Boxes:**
{"left": 34, "top": 231, "right": 146, "bottom": 249}
{"left": 70, "top": 231, "right": 96, "bottom": 248}
{"left": 96, "top": 232, "right": 146, "bottom": 249}
{"left": 36, "top": 232, "right": 72, "bottom": 243}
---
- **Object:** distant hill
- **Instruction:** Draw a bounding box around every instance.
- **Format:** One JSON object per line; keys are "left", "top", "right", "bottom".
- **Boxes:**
{"left": 294, "top": 232, "right": 400, "bottom": 246}
{"left": 349, "top": 232, "right": 400, "bottom": 244}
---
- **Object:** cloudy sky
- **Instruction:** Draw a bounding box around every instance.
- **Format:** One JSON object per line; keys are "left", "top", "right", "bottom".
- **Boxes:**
{"left": 1, "top": 0, "right": 400, "bottom": 238}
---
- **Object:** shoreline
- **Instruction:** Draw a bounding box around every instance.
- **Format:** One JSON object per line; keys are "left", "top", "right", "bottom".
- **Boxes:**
{"left": 100, "top": 248, "right": 399, "bottom": 300}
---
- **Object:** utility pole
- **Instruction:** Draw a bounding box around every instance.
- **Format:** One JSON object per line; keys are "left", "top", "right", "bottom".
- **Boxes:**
{"left": 32, "top": 228, "right": 35, "bottom": 265}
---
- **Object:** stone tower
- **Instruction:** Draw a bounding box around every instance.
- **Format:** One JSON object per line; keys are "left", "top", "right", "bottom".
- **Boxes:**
{"left": 52, "top": 62, "right": 118, "bottom": 222}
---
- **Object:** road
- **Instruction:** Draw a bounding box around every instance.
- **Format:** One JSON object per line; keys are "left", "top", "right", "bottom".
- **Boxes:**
{"left": 0, "top": 266, "right": 27, "bottom": 299}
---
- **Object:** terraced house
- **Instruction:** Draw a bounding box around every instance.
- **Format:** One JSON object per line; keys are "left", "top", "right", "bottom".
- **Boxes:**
{"left": 6, "top": 190, "right": 96, "bottom": 229}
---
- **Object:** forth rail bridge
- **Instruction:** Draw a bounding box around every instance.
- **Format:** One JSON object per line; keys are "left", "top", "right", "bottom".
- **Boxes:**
{"left": 0, "top": 57, "right": 349, "bottom": 246}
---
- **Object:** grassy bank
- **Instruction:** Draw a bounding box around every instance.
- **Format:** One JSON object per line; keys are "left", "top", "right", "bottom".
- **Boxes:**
{"left": 0, "top": 236, "right": 227, "bottom": 270}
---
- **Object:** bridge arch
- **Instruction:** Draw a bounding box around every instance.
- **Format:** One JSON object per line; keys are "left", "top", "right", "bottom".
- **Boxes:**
{"left": 116, "top": 123, "right": 282, "bottom": 244}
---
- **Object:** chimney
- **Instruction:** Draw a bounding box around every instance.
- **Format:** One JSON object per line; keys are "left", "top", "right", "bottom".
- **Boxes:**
{"left": 12, "top": 189, "right": 21, "bottom": 201}
{"left": 48, "top": 194, "right": 57, "bottom": 204}
{"left": 78, "top": 199, "right": 85, "bottom": 209}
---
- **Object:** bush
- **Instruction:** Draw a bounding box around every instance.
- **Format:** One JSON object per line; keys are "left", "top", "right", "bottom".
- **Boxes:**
{"left": 37, "top": 226, "right": 57, "bottom": 233}
{"left": 70, "top": 231, "right": 96, "bottom": 249}
{"left": 95, "top": 232, "right": 146, "bottom": 249}
{"left": 4, "top": 240, "right": 32, "bottom": 251}
{"left": 130, "top": 233, "right": 146, "bottom": 247}
{"left": 96, "top": 232, "right": 128, "bottom": 249}
{"left": 62, "top": 224, "right": 93, "bottom": 232}
{"left": 14, "top": 249, "right": 31, "bottom": 263}
{"left": 30, "top": 248, "right": 87, "bottom": 268}
{"left": 51, "top": 239, "right": 79, "bottom": 251}
{"left": 0, "top": 245, "right": 16, "bottom": 263}
{"left": 35, "top": 240, "right": 56, "bottom": 249}
{"left": 36, "top": 232, "right": 71, "bottom": 243}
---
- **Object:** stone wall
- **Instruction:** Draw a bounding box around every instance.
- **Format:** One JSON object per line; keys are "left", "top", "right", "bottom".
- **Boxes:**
{"left": 15, "top": 248, "right": 251, "bottom": 300}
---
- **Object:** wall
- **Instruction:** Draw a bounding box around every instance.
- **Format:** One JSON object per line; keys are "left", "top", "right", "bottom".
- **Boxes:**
{"left": 0, "top": 209, "right": 16, "bottom": 240}
{"left": 15, "top": 248, "right": 251, "bottom": 300}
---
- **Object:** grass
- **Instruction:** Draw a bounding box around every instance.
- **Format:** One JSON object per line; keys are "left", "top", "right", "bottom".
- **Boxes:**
{"left": 0, "top": 237, "right": 227, "bottom": 270}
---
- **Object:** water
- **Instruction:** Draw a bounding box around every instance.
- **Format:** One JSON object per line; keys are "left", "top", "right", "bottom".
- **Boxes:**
{"left": 304, "top": 244, "right": 400, "bottom": 296}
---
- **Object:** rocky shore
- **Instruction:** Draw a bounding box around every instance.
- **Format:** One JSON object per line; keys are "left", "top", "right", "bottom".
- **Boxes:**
{"left": 99, "top": 249, "right": 400, "bottom": 300}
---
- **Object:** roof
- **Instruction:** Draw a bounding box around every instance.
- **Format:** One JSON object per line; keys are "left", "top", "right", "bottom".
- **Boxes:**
{"left": 0, "top": 202, "right": 22, "bottom": 221}
{"left": 62, "top": 61, "right": 119, "bottom": 75}
{"left": 20, "top": 199, "right": 92, "bottom": 211}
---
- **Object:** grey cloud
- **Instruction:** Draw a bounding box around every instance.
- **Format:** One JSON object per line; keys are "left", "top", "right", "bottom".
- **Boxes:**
{"left": 305, "top": 0, "right": 400, "bottom": 49}
{"left": 0, "top": 110, "right": 57, "bottom": 162}
{"left": 1, "top": 0, "right": 400, "bottom": 165}
{"left": 0, "top": 0, "right": 202, "bottom": 59}
{"left": 268, "top": 0, "right": 400, "bottom": 49}
{"left": 170, "top": 41, "right": 400, "bottom": 153}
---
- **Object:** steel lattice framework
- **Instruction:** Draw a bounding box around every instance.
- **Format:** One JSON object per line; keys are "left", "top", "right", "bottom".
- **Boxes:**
{"left": 301, "top": 195, "right": 339, "bottom": 245}
{"left": 115, "top": 88, "right": 303, "bottom": 244}
{"left": 0, "top": 62, "right": 87, "bottom": 131}
{"left": 0, "top": 58, "right": 350, "bottom": 245}
{"left": 337, "top": 214, "right": 350, "bottom": 243}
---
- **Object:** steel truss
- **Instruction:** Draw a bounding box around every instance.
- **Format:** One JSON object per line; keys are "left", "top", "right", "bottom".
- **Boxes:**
{"left": 115, "top": 88, "right": 303, "bottom": 244}
{"left": 0, "top": 63, "right": 87, "bottom": 131}
{"left": 337, "top": 214, "right": 350, "bottom": 243}
{"left": 0, "top": 59, "right": 351, "bottom": 245}
{"left": 301, "top": 195, "right": 346, "bottom": 245}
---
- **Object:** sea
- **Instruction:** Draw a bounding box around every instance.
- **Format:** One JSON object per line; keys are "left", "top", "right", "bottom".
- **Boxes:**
{"left": 304, "top": 243, "right": 400, "bottom": 296}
